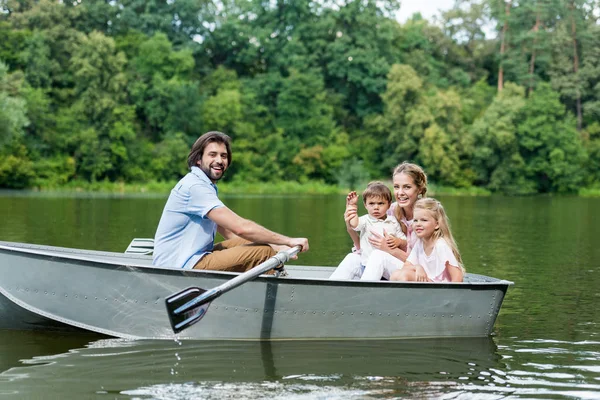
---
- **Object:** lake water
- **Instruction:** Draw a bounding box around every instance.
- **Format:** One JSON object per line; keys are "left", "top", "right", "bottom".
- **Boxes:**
{"left": 0, "top": 192, "right": 599, "bottom": 399}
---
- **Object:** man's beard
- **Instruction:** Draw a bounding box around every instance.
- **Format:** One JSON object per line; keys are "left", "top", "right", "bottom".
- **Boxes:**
{"left": 200, "top": 162, "right": 225, "bottom": 182}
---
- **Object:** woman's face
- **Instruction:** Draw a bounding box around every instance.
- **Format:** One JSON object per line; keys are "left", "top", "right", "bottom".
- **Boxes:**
{"left": 393, "top": 172, "right": 421, "bottom": 211}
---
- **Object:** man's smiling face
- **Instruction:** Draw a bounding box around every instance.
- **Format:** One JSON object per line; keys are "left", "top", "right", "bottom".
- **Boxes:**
{"left": 198, "top": 142, "right": 229, "bottom": 183}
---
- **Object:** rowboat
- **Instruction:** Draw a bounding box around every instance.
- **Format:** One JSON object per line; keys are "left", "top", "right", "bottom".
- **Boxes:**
{"left": 0, "top": 240, "right": 513, "bottom": 340}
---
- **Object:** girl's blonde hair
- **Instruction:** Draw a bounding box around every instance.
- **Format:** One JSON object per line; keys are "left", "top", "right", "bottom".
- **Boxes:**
{"left": 392, "top": 162, "right": 428, "bottom": 235}
{"left": 414, "top": 197, "right": 465, "bottom": 272}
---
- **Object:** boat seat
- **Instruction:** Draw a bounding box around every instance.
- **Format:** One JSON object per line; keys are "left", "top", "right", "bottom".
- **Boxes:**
{"left": 125, "top": 238, "right": 155, "bottom": 255}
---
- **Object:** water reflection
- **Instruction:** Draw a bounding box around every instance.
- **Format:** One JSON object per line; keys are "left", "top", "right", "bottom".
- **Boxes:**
{"left": 2, "top": 333, "right": 599, "bottom": 399}
{"left": 0, "top": 330, "right": 102, "bottom": 373}
{"left": 0, "top": 336, "right": 501, "bottom": 398}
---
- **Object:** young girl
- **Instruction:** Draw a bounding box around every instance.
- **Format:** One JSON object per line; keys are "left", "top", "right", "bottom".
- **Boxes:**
{"left": 390, "top": 198, "right": 465, "bottom": 283}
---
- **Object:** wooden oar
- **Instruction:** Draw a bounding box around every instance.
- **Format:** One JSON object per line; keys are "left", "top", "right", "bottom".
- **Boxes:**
{"left": 165, "top": 246, "right": 301, "bottom": 334}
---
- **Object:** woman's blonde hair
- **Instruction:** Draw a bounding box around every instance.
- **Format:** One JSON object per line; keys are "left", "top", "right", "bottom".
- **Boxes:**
{"left": 392, "top": 162, "right": 428, "bottom": 235}
{"left": 414, "top": 197, "right": 465, "bottom": 272}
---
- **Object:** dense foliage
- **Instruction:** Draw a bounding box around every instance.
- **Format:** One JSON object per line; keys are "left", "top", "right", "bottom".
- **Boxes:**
{"left": 1, "top": 0, "right": 599, "bottom": 194}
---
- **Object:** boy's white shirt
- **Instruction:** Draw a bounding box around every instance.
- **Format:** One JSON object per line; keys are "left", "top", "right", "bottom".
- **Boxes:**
{"left": 354, "top": 214, "right": 405, "bottom": 265}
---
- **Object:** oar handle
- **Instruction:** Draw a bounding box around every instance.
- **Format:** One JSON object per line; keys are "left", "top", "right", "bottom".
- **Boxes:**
{"left": 174, "top": 245, "right": 301, "bottom": 315}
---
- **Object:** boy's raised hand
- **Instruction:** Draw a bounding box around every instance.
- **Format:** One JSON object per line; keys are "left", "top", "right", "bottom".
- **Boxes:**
{"left": 346, "top": 191, "right": 358, "bottom": 209}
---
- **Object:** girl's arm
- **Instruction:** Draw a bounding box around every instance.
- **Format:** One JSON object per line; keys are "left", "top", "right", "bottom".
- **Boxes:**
{"left": 414, "top": 264, "right": 432, "bottom": 282}
{"left": 445, "top": 261, "right": 464, "bottom": 282}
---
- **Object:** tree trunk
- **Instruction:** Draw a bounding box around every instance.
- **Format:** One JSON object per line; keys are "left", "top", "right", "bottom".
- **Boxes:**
{"left": 498, "top": 0, "right": 511, "bottom": 92}
{"left": 569, "top": 0, "right": 582, "bottom": 130}
{"left": 528, "top": 13, "right": 540, "bottom": 96}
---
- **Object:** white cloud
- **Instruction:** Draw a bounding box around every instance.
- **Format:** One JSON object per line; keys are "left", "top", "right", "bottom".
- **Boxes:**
{"left": 397, "top": 0, "right": 455, "bottom": 22}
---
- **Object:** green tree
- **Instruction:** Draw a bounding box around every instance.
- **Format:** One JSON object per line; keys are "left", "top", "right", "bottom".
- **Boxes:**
{"left": 67, "top": 31, "right": 136, "bottom": 181}
{"left": 0, "top": 21, "right": 31, "bottom": 70}
{"left": 516, "top": 83, "right": 586, "bottom": 192}
{"left": 582, "top": 123, "right": 600, "bottom": 187}
{"left": 0, "top": 61, "right": 28, "bottom": 147}
{"left": 441, "top": 0, "right": 496, "bottom": 85}
{"left": 276, "top": 68, "right": 336, "bottom": 146}
{"left": 579, "top": 23, "right": 600, "bottom": 126}
{"left": 398, "top": 15, "right": 470, "bottom": 88}
{"left": 323, "top": 0, "right": 399, "bottom": 119}
{"left": 376, "top": 64, "right": 469, "bottom": 186}
{"left": 0, "top": 60, "right": 33, "bottom": 188}
{"left": 470, "top": 82, "right": 529, "bottom": 193}
{"left": 129, "top": 32, "right": 200, "bottom": 140}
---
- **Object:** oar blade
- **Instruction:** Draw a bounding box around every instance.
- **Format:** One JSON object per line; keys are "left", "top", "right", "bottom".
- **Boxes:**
{"left": 165, "top": 287, "right": 211, "bottom": 334}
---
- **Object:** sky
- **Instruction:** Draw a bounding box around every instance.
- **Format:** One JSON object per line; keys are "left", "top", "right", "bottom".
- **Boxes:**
{"left": 396, "top": 0, "right": 456, "bottom": 22}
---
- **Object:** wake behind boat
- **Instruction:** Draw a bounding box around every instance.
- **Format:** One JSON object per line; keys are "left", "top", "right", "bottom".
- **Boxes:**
{"left": 0, "top": 240, "right": 512, "bottom": 340}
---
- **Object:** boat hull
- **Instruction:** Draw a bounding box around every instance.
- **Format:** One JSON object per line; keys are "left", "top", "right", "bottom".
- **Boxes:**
{"left": 0, "top": 241, "right": 512, "bottom": 340}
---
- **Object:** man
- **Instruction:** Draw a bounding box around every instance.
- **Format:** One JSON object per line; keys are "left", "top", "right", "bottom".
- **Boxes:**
{"left": 153, "top": 131, "right": 309, "bottom": 271}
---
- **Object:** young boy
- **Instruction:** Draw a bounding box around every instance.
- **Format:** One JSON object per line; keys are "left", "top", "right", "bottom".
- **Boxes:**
{"left": 330, "top": 181, "right": 405, "bottom": 280}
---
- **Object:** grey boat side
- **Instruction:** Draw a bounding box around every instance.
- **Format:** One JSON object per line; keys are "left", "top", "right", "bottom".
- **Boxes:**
{"left": 0, "top": 240, "right": 513, "bottom": 340}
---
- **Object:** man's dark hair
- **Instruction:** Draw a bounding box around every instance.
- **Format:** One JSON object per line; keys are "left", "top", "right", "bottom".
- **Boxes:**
{"left": 187, "top": 131, "right": 232, "bottom": 169}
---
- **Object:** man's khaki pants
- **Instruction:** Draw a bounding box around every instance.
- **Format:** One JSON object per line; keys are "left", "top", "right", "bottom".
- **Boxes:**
{"left": 193, "top": 237, "right": 276, "bottom": 272}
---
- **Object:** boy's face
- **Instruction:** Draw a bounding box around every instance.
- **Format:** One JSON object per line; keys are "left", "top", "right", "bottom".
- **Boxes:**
{"left": 364, "top": 195, "right": 390, "bottom": 220}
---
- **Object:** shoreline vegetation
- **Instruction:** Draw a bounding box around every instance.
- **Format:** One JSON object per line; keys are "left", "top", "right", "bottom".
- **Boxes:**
{"left": 17, "top": 179, "right": 486, "bottom": 196}
{"left": 15, "top": 180, "right": 600, "bottom": 197}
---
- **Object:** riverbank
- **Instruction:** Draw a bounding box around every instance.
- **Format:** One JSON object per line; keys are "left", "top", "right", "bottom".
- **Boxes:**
{"left": 15, "top": 179, "right": 600, "bottom": 196}
{"left": 26, "top": 179, "right": 496, "bottom": 196}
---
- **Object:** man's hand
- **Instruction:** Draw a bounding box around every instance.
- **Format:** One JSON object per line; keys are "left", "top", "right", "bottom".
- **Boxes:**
{"left": 288, "top": 238, "right": 309, "bottom": 252}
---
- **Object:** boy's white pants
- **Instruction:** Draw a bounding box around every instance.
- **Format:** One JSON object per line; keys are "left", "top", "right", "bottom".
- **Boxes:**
{"left": 361, "top": 250, "right": 404, "bottom": 281}
{"left": 329, "top": 250, "right": 403, "bottom": 281}
{"left": 329, "top": 252, "right": 362, "bottom": 280}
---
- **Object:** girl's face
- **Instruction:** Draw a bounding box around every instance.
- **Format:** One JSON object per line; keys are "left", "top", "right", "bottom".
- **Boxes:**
{"left": 393, "top": 172, "right": 421, "bottom": 211}
{"left": 412, "top": 208, "right": 439, "bottom": 240}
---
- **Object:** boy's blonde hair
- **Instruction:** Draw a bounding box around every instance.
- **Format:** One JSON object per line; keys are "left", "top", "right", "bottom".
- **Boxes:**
{"left": 362, "top": 181, "right": 392, "bottom": 205}
{"left": 414, "top": 197, "right": 465, "bottom": 272}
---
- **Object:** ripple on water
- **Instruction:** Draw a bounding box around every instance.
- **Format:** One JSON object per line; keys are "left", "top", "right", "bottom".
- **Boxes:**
{"left": 122, "top": 381, "right": 381, "bottom": 400}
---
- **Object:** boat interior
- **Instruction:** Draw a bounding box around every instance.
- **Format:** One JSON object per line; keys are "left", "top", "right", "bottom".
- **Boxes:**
{"left": 0, "top": 240, "right": 507, "bottom": 284}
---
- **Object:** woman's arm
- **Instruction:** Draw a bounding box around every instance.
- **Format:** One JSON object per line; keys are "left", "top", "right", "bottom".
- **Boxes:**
{"left": 344, "top": 207, "right": 360, "bottom": 249}
{"left": 368, "top": 231, "right": 408, "bottom": 261}
{"left": 390, "top": 236, "right": 407, "bottom": 251}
